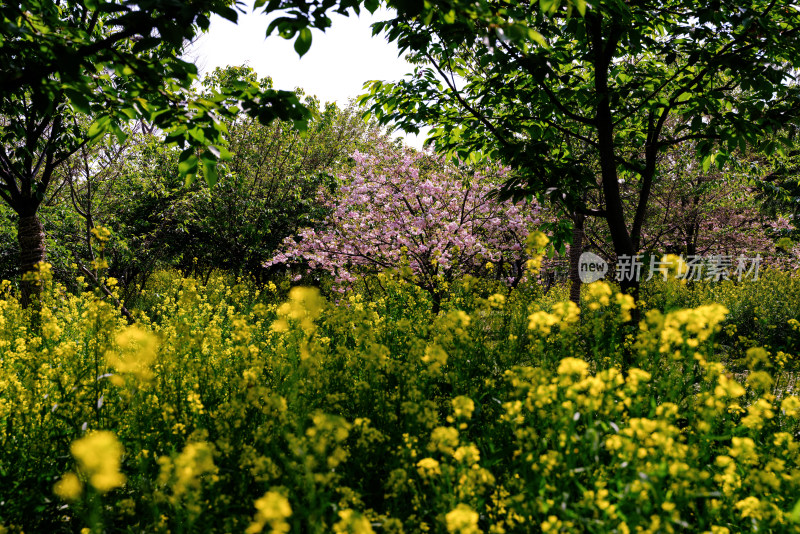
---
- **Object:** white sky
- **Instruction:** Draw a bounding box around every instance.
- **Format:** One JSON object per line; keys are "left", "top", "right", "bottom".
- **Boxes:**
{"left": 186, "top": 6, "right": 429, "bottom": 148}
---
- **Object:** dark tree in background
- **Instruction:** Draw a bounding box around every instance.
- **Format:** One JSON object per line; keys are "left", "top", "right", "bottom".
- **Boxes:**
{"left": 0, "top": 0, "right": 365, "bottom": 303}
{"left": 360, "top": 0, "right": 800, "bottom": 301}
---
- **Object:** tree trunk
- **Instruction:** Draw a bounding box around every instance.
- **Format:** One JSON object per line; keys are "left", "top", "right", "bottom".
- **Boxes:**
{"left": 588, "top": 14, "right": 639, "bottom": 373}
{"left": 17, "top": 213, "right": 46, "bottom": 307}
{"left": 431, "top": 290, "right": 441, "bottom": 315}
{"left": 569, "top": 213, "right": 585, "bottom": 305}
{"left": 685, "top": 222, "right": 697, "bottom": 257}
{"left": 588, "top": 14, "right": 637, "bottom": 301}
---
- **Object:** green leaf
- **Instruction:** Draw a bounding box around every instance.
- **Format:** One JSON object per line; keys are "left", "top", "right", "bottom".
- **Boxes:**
{"left": 202, "top": 160, "right": 218, "bottom": 187}
{"left": 65, "top": 89, "right": 91, "bottom": 114}
{"left": 179, "top": 148, "right": 195, "bottom": 163}
{"left": 714, "top": 152, "right": 729, "bottom": 170}
{"left": 294, "top": 28, "right": 312, "bottom": 57}
{"left": 218, "top": 146, "right": 233, "bottom": 160}
{"left": 701, "top": 154, "right": 712, "bottom": 173}
{"left": 119, "top": 107, "right": 137, "bottom": 120}
{"left": 188, "top": 127, "right": 207, "bottom": 143}
{"left": 540, "top": 0, "right": 558, "bottom": 14}
{"left": 111, "top": 122, "right": 127, "bottom": 144}
{"left": 528, "top": 28, "right": 547, "bottom": 47}
{"left": 87, "top": 115, "right": 112, "bottom": 140}
{"left": 574, "top": 0, "right": 586, "bottom": 16}
{"left": 776, "top": 237, "right": 794, "bottom": 252}
{"left": 266, "top": 17, "right": 296, "bottom": 38}
{"left": 207, "top": 145, "right": 232, "bottom": 161}
{"left": 178, "top": 154, "right": 198, "bottom": 177}
{"left": 216, "top": 7, "right": 238, "bottom": 23}
{"left": 364, "top": 0, "right": 380, "bottom": 13}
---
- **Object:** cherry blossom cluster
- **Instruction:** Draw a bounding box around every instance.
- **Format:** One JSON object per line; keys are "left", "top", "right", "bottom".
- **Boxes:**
{"left": 266, "top": 144, "right": 541, "bottom": 292}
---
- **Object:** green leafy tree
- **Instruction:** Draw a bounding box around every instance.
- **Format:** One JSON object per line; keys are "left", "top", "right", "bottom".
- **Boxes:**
{"left": 360, "top": 0, "right": 800, "bottom": 300}
{"left": 752, "top": 133, "right": 800, "bottom": 240}
{"left": 0, "top": 0, "right": 372, "bottom": 303}
{"left": 74, "top": 69, "right": 385, "bottom": 298}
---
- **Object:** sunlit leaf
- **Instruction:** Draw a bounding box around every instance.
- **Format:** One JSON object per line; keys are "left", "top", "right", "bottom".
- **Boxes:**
{"left": 294, "top": 28, "right": 312, "bottom": 57}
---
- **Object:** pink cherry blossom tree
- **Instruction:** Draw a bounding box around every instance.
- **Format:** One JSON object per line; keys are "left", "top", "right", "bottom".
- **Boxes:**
{"left": 266, "top": 143, "right": 541, "bottom": 311}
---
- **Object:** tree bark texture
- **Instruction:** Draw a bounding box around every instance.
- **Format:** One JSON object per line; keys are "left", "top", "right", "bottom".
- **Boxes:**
{"left": 569, "top": 213, "right": 585, "bottom": 305}
{"left": 17, "top": 213, "right": 46, "bottom": 307}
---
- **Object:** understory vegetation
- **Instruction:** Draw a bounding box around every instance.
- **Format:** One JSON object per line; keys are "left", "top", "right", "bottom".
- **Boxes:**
{"left": 2, "top": 255, "right": 800, "bottom": 533}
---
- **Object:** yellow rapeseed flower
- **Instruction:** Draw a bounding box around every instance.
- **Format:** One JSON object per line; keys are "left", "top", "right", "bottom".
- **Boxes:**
{"left": 245, "top": 491, "right": 292, "bottom": 534}
{"left": 625, "top": 368, "right": 651, "bottom": 393}
{"left": 541, "top": 515, "right": 563, "bottom": 532}
{"left": 728, "top": 437, "right": 759, "bottom": 465}
{"left": 782, "top": 396, "right": 800, "bottom": 417}
{"left": 156, "top": 441, "right": 219, "bottom": 514}
{"left": 333, "top": 509, "right": 375, "bottom": 534}
{"left": 90, "top": 225, "right": 112, "bottom": 242}
{"left": 525, "top": 231, "right": 549, "bottom": 273}
{"left": 742, "top": 398, "right": 775, "bottom": 430}
{"left": 446, "top": 504, "right": 481, "bottom": 534}
{"left": 430, "top": 426, "right": 460, "bottom": 455}
{"left": 53, "top": 472, "right": 83, "bottom": 501}
{"left": 452, "top": 396, "right": 476, "bottom": 419}
{"left": 453, "top": 445, "right": 481, "bottom": 465}
{"left": 557, "top": 358, "right": 589, "bottom": 379}
{"left": 422, "top": 344, "right": 449, "bottom": 369}
{"left": 487, "top": 293, "right": 506, "bottom": 309}
{"left": 662, "top": 254, "right": 688, "bottom": 279}
{"left": 528, "top": 311, "right": 559, "bottom": 335}
{"left": 526, "top": 231, "right": 549, "bottom": 251}
{"left": 714, "top": 375, "right": 745, "bottom": 400}
{"left": 71, "top": 431, "right": 126, "bottom": 493}
{"left": 586, "top": 281, "right": 613, "bottom": 310}
{"left": 271, "top": 287, "right": 325, "bottom": 334}
{"left": 416, "top": 457, "right": 441, "bottom": 477}
{"left": 735, "top": 496, "right": 763, "bottom": 520}
{"left": 551, "top": 301, "right": 580, "bottom": 325}
{"left": 106, "top": 325, "right": 159, "bottom": 381}
{"left": 614, "top": 292, "right": 635, "bottom": 322}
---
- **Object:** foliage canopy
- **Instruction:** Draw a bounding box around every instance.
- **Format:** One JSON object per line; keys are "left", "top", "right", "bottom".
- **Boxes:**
{"left": 360, "top": 0, "right": 800, "bottom": 289}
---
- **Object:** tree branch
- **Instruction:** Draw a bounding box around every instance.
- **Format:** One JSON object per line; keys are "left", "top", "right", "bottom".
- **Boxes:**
{"left": 423, "top": 50, "right": 512, "bottom": 147}
{"left": 77, "top": 261, "right": 135, "bottom": 324}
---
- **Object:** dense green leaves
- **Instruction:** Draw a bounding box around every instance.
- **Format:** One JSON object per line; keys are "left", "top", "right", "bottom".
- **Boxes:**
{"left": 359, "top": 0, "right": 800, "bottom": 283}
{"left": 51, "top": 70, "right": 388, "bottom": 292}
{"left": 0, "top": 0, "right": 371, "bottom": 210}
{"left": 0, "top": 0, "right": 370, "bottom": 284}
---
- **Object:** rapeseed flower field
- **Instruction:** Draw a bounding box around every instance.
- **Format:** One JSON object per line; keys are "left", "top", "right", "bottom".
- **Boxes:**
{"left": 2, "top": 250, "right": 800, "bottom": 533}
